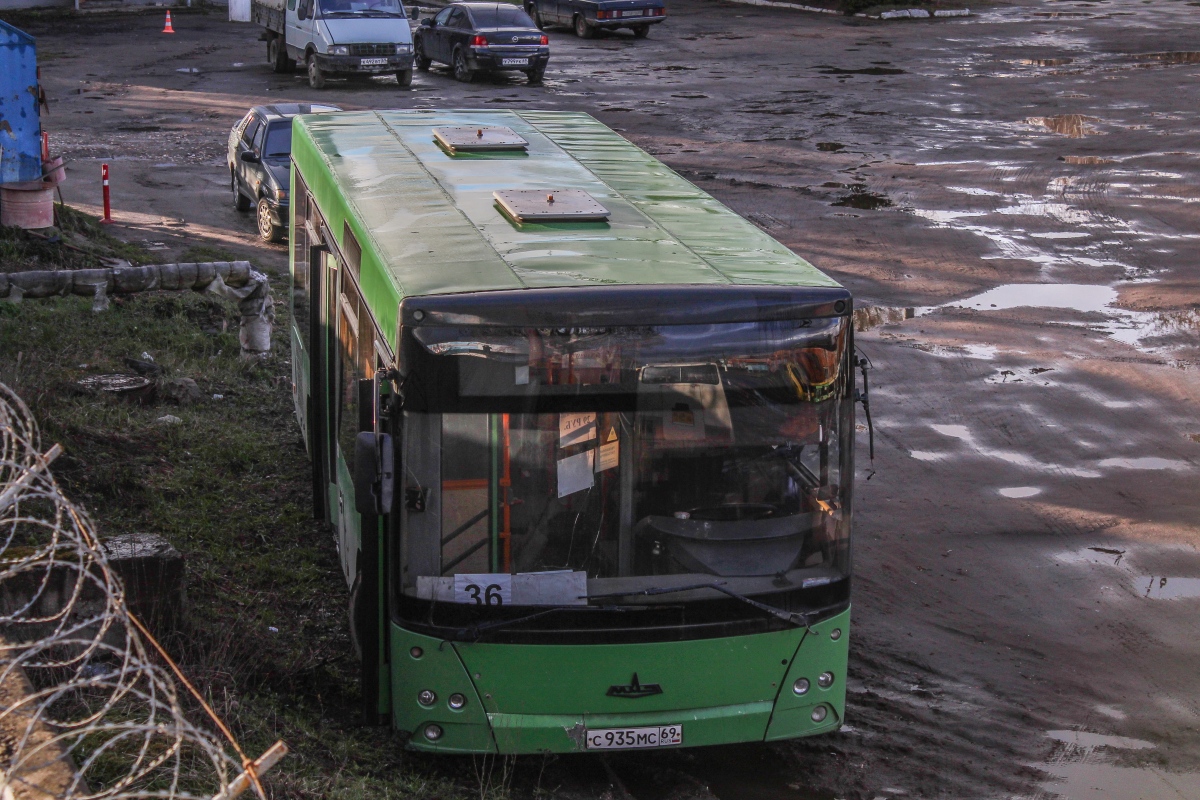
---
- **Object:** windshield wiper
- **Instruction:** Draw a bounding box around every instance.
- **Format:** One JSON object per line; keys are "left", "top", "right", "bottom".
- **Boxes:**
{"left": 452, "top": 605, "right": 622, "bottom": 642}
{"left": 587, "top": 582, "right": 818, "bottom": 631}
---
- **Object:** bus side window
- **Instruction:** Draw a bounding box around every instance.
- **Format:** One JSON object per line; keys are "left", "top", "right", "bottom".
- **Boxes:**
{"left": 291, "top": 176, "right": 311, "bottom": 335}
{"left": 336, "top": 280, "right": 376, "bottom": 463}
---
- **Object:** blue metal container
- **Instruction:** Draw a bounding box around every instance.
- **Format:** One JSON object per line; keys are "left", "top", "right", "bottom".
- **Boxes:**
{"left": 0, "top": 20, "right": 42, "bottom": 185}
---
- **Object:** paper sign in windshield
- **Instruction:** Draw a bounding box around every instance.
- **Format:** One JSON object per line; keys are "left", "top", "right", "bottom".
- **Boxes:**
{"left": 596, "top": 428, "right": 619, "bottom": 472}
{"left": 454, "top": 574, "right": 513, "bottom": 606}
{"left": 425, "top": 572, "right": 587, "bottom": 605}
{"left": 513, "top": 570, "right": 588, "bottom": 605}
{"left": 557, "top": 449, "right": 594, "bottom": 497}
{"left": 559, "top": 412, "right": 597, "bottom": 447}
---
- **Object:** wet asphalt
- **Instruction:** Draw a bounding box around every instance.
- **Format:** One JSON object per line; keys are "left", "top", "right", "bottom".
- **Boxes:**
{"left": 21, "top": 0, "right": 1200, "bottom": 796}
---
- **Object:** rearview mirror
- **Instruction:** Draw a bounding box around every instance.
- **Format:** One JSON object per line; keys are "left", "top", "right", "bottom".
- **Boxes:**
{"left": 239, "top": 151, "right": 260, "bottom": 164}
{"left": 354, "top": 432, "right": 395, "bottom": 516}
{"left": 421, "top": 17, "right": 433, "bottom": 26}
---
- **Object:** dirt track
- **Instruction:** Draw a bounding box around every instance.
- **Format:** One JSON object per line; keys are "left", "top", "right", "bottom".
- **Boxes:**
{"left": 12, "top": 0, "right": 1200, "bottom": 797}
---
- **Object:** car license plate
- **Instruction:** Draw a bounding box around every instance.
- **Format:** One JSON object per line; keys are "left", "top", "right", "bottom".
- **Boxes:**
{"left": 360, "top": 57, "right": 388, "bottom": 66}
{"left": 585, "top": 725, "right": 682, "bottom": 750}
{"left": 502, "top": 57, "right": 529, "bottom": 66}
{"left": 621, "top": 9, "right": 645, "bottom": 16}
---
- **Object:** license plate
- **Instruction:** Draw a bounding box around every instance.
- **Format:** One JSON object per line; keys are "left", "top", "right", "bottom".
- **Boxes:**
{"left": 360, "top": 57, "right": 388, "bottom": 66}
{"left": 501, "top": 57, "right": 529, "bottom": 66}
{"left": 585, "top": 725, "right": 682, "bottom": 750}
{"left": 621, "top": 9, "right": 645, "bottom": 16}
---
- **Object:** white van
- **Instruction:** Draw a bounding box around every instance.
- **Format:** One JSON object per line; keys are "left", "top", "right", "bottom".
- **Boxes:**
{"left": 253, "top": 0, "right": 415, "bottom": 88}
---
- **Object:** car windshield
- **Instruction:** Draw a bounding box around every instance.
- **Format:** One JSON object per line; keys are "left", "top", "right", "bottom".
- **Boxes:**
{"left": 318, "top": 0, "right": 405, "bottom": 16}
{"left": 263, "top": 123, "right": 292, "bottom": 160}
{"left": 398, "top": 319, "right": 853, "bottom": 610}
{"left": 469, "top": 4, "right": 535, "bottom": 27}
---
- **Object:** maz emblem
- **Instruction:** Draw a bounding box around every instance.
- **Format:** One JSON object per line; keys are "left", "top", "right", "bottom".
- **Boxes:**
{"left": 607, "top": 673, "right": 663, "bottom": 699}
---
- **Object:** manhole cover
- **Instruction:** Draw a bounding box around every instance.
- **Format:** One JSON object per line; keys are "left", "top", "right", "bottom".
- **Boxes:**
{"left": 494, "top": 189, "right": 610, "bottom": 223}
{"left": 433, "top": 125, "right": 528, "bottom": 153}
{"left": 76, "top": 374, "right": 155, "bottom": 402}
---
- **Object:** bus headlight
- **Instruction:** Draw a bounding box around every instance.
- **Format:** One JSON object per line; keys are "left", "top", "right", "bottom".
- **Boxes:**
{"left": 792, "top": 678, "right": 810, "bottom": 696}
{"left": 830, "top": 628, "right": 842, "bottom": 640}
{"left": 448, "top": 693, "right": 466, "bottom": 710}
{"left": 811, "top": 706, "right": 828, "bottom": 723}
{"left": 424, "top": 724, "right": 443, "bottom": 741}
{"left": 418, "top": 689, "right": 436, "bottom": 706}
{"left": 818, "top": 672, "right": 835, "bottom": 688}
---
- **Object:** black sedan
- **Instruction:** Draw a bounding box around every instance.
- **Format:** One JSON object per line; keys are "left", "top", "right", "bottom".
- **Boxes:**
{"left": 415, "top": 2, "right": 549, "bottom": 83}
{"left": 227, "top": 103, "right": 341, "bottom": 242}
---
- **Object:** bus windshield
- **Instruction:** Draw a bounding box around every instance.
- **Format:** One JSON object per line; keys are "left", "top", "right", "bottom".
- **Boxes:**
{"left": 398, "top": 318, "right": 852, "bottom": 610}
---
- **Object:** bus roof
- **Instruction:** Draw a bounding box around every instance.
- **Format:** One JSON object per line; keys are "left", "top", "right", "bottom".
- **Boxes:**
{"left": 291, "top": 110, "right": 840, "bottom": 314}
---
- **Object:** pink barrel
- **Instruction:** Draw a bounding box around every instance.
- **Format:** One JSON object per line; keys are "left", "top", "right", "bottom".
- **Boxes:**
{"left": 0, "top": 181, "right": 56, "bottom": 229}
{"left": 43, "top": 157, "right": 66, "bottom": 186}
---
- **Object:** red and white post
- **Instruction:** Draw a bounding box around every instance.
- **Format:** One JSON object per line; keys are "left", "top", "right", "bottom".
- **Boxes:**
{"left": 100, "top": 163, "right": 113, "bottom": 224}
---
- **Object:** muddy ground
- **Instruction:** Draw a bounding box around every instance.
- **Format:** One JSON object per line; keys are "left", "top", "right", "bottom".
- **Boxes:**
{"left": 7, "top": 0, "right": 1200, "bottom": 797}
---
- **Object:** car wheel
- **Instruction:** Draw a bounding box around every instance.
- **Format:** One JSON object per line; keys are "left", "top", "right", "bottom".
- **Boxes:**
{"left": 574, "top": 14, "right": 594, "bottom": 39}
{"left": 414, "top": 41, "right": 431, "bottom": 71}
{"left": 232, "top": 171, "right": 251, "bottom": 212}
{"left": 268, "top": 37, "right": 293, "bottom": 72}
{"left": 396, "top": 68, "right": 413, "bottom": 87}
{"left": 632, "top": 24, "right": 650, "bottom": 38}
{"left": 452, "top": 47, "right": 474, "bottom": 82}
{"left": 307, "top": 55, "right": 326, "bottom": 89}
{"left": 526, "top": 64, "right": 545, "bottom": 84}
{"left": 256, "top": 197, "right": 283, "bottom": 243}
{"left": 527, "top": 3, "right": 544, "bottom": 29}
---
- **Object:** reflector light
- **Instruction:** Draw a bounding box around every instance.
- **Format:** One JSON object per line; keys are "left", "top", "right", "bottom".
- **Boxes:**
{"left": 540, "top": 34, "right": 548, "bottom": 44}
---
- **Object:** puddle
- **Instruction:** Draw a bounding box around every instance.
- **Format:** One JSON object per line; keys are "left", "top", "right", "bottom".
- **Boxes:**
{"left": 832, "top": 188, "right": 891, "bottom": 210}
{"left": 1022, "top": 57, "right": 1074, "bottom": 66}
{"left": 1139, "top": 576, "right": 1200, "bottom": 600}
{"left": 946, "top": 283, "right": 1115, "bottom": 313}
{"left": 1028, "top": 231, "right": 1090, "bottom": 239}
{"left": 998, "top": 486, "right": 1042, "bottom": 498}
{"left": 1040, "top": 761, "right": 1200, "bottom": 800}
{"left": 1026, "top": 114, "right": 1100, "bottom": 138}
{"left": 986, "top": 367, "right": 1054, "bottom": 385}
{"left": 817, "top": 142, "right": 846, "bottom": 152}
{"left": 1133, "top": 51, "right": 1200, "bottom": 65}
{"left": 931, "top": 423, "right": 1101, "bottom": 478}
{"left": 1047, "top": 730, "right": 1153, "bottom": 750}
{"left": 1060, "top": 155, "right": 1117, "bottom": 165}
{"left": 1096, "top": 457, "right": 1190, "bottom": 471}
{"left": 816, "top": 65, "right": 907, "bottom": 75}
{"left": 1055, "top": 546, "right": 1126, "bottom": 567}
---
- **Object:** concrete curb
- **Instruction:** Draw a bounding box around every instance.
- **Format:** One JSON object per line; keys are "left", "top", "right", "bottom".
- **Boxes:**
{"left": 722, "top": 0, "right": 838, "bottom": 14}
{"left": 721, "top": 0, "right": 971, "bottom": 18}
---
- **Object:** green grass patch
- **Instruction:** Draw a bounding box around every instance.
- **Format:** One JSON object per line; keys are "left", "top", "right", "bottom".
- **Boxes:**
{"left": 0, "top": 285, "right": 539, "bottom": 798}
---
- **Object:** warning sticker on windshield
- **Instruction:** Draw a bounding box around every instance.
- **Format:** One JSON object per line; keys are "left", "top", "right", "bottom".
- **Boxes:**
{"left": 596, "top": 429, "right": 619, "bottom": 472}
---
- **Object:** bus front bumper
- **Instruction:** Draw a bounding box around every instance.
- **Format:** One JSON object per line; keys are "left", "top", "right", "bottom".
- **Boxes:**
{"left": 392, "top": 607, "right": 850, "bottom": 754}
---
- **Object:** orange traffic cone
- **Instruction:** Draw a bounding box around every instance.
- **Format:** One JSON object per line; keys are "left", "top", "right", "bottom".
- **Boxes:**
{"left": 162, "top": 10, "right": 175, "bottom": 33}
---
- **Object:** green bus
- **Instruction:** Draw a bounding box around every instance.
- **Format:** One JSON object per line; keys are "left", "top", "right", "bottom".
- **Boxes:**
{"left": 287, "top": 109, "right": 856, "bottom": 755}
